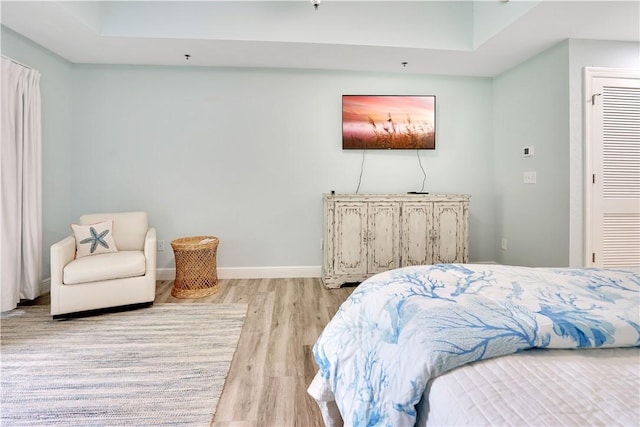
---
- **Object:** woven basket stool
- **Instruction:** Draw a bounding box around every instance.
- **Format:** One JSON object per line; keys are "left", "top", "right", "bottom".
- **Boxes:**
{"left": 171, "top": 236, "right": 219, "bottom": 299}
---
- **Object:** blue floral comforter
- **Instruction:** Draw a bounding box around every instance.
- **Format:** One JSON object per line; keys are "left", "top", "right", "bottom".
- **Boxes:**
{"left": 309, "top": 264, "right": 640, "bottom": 426}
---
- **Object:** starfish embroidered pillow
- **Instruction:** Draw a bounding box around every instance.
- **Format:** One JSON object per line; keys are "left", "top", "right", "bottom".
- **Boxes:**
{"left": 71, "top": 220, "right": 119, "bottom": 258}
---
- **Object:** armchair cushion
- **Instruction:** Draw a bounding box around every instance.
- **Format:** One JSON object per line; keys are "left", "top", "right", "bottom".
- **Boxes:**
{"left": 63, "top": 251, "right": 146, "bottom": 285}
{"left": 71, "top": 220, "right": 118, "bottom": 258}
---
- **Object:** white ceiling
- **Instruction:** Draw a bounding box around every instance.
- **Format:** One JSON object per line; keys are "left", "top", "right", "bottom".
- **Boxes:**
{"left": 1, "top": 1, "right": 639, "bottom": 76}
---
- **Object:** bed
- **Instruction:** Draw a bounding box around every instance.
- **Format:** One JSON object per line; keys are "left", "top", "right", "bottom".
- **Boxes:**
{"left": 307, "top": 264, "right": 640, "bottom": 426}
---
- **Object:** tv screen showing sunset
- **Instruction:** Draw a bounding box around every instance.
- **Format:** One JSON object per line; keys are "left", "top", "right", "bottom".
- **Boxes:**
{"left": 342, "top": 95, "right": 435, "bottom": 149}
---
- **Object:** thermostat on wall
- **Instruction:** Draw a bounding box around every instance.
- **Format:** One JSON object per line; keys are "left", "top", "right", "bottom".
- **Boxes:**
{"left": 523, "top": 146, "right": 534, "bottom": 157}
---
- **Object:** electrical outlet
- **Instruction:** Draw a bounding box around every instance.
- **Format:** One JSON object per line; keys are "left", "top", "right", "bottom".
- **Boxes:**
{"left": 501, "top": 238, "right": 508, "bottom": 250}
{"left": 523, "top": 171, "right": 537, "bottom": 184}
{"left": 157, "top": 240, "right": 165, "bottom": 252}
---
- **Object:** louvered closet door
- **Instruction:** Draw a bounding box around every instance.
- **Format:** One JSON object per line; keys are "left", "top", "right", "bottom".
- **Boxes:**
{"left": 588, "top": 74, "right": 640, "bottom": 272}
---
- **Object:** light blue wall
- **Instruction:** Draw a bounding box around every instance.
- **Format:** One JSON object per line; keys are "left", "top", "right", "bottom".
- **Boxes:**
{"left": 493, "top": 39, "right": 640, "bottom": 267}
{"left": 12, "top": 21, "right": 635, "bottom": 277}
{"left": 1, "top": 27, "right": 74, "bottom": 278}
{"left": 71, "top": 66, "right": 495, "bottom": 268}
{"left": 2, "top": 25, "right": 496, "bottom": 276}
{"left": 493, "top": 41, "right": 570, "bottom": 266}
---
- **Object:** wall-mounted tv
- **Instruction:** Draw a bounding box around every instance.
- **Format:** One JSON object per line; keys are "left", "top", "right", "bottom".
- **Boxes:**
{"left": 342, "top": 95, "right": 436, "bottom": 150}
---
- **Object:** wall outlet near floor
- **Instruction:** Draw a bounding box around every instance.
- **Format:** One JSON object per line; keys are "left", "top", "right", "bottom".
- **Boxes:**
{"left": 501, "top": 238, "right": 508, "bottom": 250}
{"left": 157, "top": 240, "right": 165, "bottom": 252}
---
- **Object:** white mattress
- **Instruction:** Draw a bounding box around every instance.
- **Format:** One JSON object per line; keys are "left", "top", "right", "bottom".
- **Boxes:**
{"left": 421, "top": 347, "right": 640, "bottom": 427}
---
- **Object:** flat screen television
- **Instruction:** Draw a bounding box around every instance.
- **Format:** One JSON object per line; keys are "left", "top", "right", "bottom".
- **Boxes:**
{"left": 342, "top": 95, "right": 436, "bottom": 150}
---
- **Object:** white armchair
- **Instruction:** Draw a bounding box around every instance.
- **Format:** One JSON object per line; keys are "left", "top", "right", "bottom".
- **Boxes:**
{"left": 50, "top": 211, "right": 156, "bottom": 318}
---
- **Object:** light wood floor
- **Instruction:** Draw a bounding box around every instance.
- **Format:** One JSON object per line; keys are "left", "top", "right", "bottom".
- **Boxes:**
{"left": 159, "top": 278, "right": 355, "bottom": 427}
{"left": 32, "top": 278, "right": 355, "bottom": 426}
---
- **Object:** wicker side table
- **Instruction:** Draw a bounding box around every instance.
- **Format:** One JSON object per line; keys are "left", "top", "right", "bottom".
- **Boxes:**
{"left": 171, "top": 236, "right": 219, "bottom": 299}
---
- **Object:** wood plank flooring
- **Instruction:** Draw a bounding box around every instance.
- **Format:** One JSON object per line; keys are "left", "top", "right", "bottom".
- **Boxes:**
{"left": 29, "top": 278, "right": 352, "bottom": 426}
{"left": 158, "top": 277, "right": 355, "bottom": 426}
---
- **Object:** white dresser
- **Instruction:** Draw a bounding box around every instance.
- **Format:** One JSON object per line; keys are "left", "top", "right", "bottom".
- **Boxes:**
{"left": 322, "top": 193, "right": 470, "bottom": 288}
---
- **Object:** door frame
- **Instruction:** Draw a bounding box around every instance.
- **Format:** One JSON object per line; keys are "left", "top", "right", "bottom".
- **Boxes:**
{"left": 583, "top": 67, "right": 640, "bottom": 267}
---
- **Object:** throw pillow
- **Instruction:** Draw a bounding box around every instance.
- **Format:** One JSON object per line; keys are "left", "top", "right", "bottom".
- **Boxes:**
{"left": 71, "top": 220, "right": 118, "bottom": 258}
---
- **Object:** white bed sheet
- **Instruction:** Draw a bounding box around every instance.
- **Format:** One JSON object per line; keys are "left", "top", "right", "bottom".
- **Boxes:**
{"left": 421, "top": 347, "right": 640, "bottom": 427}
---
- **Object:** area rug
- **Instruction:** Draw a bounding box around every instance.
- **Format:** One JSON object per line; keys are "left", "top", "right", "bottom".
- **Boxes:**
{"left": 1, "top": 303, "right": 247, "bottom": 426}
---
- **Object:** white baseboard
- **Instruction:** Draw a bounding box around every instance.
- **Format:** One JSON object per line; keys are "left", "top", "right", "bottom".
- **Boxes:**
{"left": 157, "top": 266, "right": 322, "bottom": 281}
{"left": 157, "top": 269, "right": 176, "bottom": 281}
{"left": 41, "top": 278, "right": 51, "bottom": 295}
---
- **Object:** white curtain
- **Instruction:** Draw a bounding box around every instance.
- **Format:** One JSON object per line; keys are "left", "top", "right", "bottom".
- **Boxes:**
{"left": 1, "top": 57, "right": 42, "bottom": 312}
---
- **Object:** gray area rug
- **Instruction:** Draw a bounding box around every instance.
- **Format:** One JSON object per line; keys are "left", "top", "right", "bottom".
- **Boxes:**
{"left": 1, "top": 303, "right": 247, "bottom": 426}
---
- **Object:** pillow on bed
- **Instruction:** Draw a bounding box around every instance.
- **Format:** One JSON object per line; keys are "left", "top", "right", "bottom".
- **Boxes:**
{"left": 71, "top": 220, "right": 118, "bottom": 258}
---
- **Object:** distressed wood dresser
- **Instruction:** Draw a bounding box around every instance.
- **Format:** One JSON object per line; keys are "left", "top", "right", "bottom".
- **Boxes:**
{"left": 322, "top": 193, "right": 470, "bottom": 288}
